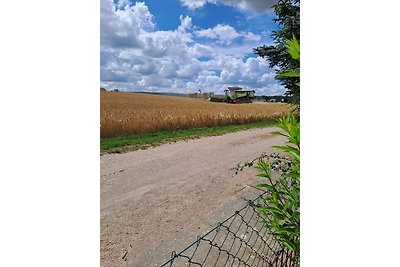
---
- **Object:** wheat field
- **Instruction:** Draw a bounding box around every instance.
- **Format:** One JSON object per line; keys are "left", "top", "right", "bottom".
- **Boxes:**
{"left": 100, "top": 92, "right": 291, "bottom": 138}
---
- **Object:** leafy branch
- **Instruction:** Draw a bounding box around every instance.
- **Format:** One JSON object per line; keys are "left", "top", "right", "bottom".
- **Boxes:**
{"left": 256, "top": 37, "right": 301, "bottom": 265}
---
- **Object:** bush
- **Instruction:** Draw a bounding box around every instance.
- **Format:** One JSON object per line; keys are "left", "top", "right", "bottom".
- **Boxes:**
{"left": 256, "top": 36, "right": 300, "bottom": 266}
{"left": 256, "top": 114, "right": 300, "bottom": 265}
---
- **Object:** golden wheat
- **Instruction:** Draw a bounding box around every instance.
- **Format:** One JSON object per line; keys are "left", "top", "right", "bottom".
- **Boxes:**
{"left": 100, "top": 92, "right": 291, "bottom": 137}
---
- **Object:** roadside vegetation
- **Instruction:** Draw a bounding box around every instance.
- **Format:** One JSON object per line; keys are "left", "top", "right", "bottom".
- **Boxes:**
{"left": 100, "top": 92, "right": 291, "bottom": 138}
{"left": 101, "top": 120, "right": 277, "bottom": 154}
{"left": 256, "top": 113, "right": 300, "bottom": 263}
{"left": 249, "top": 0, "right": 300, "bottom": 264}
{"left": 255, "top": 36, "right": 300, "bottom": 265}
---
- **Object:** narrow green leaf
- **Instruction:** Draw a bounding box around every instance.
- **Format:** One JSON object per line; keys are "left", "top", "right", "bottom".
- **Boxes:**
{"left": 277, "top": 72, "right": 300, "bottom": 77}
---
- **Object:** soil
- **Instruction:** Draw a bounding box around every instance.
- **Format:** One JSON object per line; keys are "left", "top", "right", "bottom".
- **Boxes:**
{"left": 100, "top": 126, "right": 286, "bottom": 266}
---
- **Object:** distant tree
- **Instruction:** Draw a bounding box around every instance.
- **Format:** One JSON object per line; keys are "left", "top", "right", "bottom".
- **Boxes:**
{"left": 253, "top": 0, "right": 300, "bottom": 106}
{"left": 262, "top": 95, "right": 290, "bottom": 103}
{"left": 113, "top": 88, "right": 119, "bottom": 92}
{"left": 100, "top": 87, "right": 107, "bottom": 91}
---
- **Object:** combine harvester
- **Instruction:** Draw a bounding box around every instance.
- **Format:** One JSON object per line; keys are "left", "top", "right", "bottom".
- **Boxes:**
{"left": 210, "top": 87, "right": 256, "bottom": 104}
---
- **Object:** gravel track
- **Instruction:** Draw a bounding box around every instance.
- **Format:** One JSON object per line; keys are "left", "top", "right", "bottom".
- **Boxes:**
{"left": 100, "top": 126, "right": 286, "bottom": 266}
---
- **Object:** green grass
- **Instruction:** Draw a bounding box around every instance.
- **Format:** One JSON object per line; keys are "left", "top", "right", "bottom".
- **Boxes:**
{"left": 100, "top": 120, "right": 277, "bottom": 154}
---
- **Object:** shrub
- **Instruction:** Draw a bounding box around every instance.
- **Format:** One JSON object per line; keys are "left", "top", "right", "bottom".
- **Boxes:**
{"left": 256, "top": 114, "right": 300, "bottom": 265}
{"left": 256, "top": 36, "right": 300, "bottom": 265}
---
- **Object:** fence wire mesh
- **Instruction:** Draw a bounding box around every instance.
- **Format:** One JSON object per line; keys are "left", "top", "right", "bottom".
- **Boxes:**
{"left": 159, "top": 193, "right": 295, "bottom": 267}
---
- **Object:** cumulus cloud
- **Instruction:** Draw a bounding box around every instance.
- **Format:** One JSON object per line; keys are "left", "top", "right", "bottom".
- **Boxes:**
{"left": 140, "top": 30, "right": 191, "bottom": 58}
{"left": 100, "top": 0, "right": 154, "bottom": 48}
{"left": 116, "top": 0, "right": 130, "bottom": 9}
{"left": 180, "top": 0, "right": 208, "bottom": 9}
{"left": 178, "top": 15, "right": 193, "bottom": 32}
{"left": 243, "top": 32, "right": 261, "bottom": 41}
{"left": 196, "top": 24, "right": 241, "bottom": 44}
{"left": 188, "top": 43, "right": 215, "bottom": 58}
{"left": 195, "top": 24, "right": 262, "bottom": 44}
{"left": 100, "top": 0, "right": 284, "bottom": 95}
{"left": 180, "top": 0, "right": 278, "bottom": 13}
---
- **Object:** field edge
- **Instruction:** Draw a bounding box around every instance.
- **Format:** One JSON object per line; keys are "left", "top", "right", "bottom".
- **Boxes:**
{"left": 100, "top": 120, "right": 277, "bottom": 154}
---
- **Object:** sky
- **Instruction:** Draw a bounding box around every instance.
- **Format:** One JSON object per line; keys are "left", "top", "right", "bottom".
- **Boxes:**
{"left": 100, "top": 0, "right": 285, "bottom": 95}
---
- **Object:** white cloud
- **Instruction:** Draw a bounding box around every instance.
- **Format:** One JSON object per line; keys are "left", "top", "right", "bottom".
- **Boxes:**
{"left": 188, "top": 43, "right": 215, "bottom": 58}
{"left": 196, "top": 24, "right": 241, "bottom": 44}
{"left": 100, "top": 0, "right": 154, "bottom": 49}
{"left": 180, "top": 0, "right": 278, "bottom": 13}
{"left": 180, "top": 0, "right": 208, "bottom": 10}
{"left": 243, "top": 32, "right": 261, "bottom": 41}
{"left": 116, "top": 0, "right": 130, "bottom": 9}
{"left": 138, "top": 75, "right": 174, "bottom": 88}
{"left": 100, "top": 0, "right": 284, "bottom": 95}
{"left": 159, "top": 61, "right": 179, "bottom": 78}
{"left": 196, "top": 24, "right": 262, "bottom": 45}
{"left": 178, "top": 15, "right": 193, "bottom": 32}
{"left": 133, "top": 60, "right": 160, "bottom": 75}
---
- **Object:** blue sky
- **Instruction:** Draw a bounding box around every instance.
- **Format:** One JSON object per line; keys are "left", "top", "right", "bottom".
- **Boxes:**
{"left": 100, "top": 0, "right": 285, "bottom": 95}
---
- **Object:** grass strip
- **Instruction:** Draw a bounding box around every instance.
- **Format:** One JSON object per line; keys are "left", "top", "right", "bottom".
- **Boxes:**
{"left": 100, "top": 120, "right": 277, "bottom": 154}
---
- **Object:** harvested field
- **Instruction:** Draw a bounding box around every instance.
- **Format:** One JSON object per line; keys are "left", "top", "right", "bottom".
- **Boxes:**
{"left": 100, "top": 92, "right": 291, "bottom": 138}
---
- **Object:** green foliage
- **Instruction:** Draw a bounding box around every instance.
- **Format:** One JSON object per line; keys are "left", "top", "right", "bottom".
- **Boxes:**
{"left": 286, "top": 35, "right": 300, "bottom": 60}
{"left": 253, "top": 0, "right": 300, "bottom": 106}
{"left": 256, "top": 114, "right": 300, "bottom": 265}
{"left": 276, "top": 72, "right": 300, "bottom": 77}
{"left": 277, "top": 36, "right": 300, "bottom": 88}
{"left": 272, "top": 114, "right": 300, "bottom": 148}
{"left": 255, "top": 36, "right": 301, "bottom": 265}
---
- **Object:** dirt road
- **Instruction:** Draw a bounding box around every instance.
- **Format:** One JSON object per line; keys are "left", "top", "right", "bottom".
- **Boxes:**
{"left": 100, "top": 126, "right": 286, "bottom": 266}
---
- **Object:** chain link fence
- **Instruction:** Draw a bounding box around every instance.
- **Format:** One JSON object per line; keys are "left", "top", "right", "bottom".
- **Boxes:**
{"left": 159, "top": 193, "right": 295, "bottom": 267}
